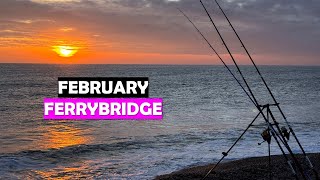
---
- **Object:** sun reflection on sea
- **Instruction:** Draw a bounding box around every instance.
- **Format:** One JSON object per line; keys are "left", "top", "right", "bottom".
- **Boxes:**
{"left": 31, "top": 164, "right": 92, "bottom": 179}
{"left": 41, "top": 123, "right": 92, "bottom": 150}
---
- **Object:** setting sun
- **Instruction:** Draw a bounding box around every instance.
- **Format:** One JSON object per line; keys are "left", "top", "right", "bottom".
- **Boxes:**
{"left": 52, "top": 46, "right": 79, "bottom": 58}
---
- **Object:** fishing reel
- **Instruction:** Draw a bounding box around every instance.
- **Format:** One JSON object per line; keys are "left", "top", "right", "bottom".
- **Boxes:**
{"left": 281, "top": 126, "right": 290, "bottom": 140}
{"left": 258, "top": 129, "right": 271, "bottom": 145}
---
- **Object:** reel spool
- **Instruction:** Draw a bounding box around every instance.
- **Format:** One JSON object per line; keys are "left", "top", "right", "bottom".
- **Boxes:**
{"left": 281, "top": 126, "right": 290, "bottom": 140}
{"left": 258, "top": 129, "right": 271, "bottom": 145}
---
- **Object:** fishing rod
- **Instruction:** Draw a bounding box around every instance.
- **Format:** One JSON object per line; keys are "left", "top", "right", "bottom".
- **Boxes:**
{"left": 198, "top": 0, "right": 259, "bottom": 108}
{"left": 178, "top": 4, "right": 304, "bottom": 179}
{"left": 178, "top": 7, "right": 302, "bottom": 179}
{"left": 199, "top": 0, "right": 308, "bottom": 179}
{"left": 179, "top": 1, "right": 315, "bottom": 179}
{"left": 214, "top": 0, "right": 318, "bottom": 177}
{"left": 177, "top": 8, "right": 256, "bottom": 106}
{"left": 177, "top": 9, "right": 282, "bottom": 178}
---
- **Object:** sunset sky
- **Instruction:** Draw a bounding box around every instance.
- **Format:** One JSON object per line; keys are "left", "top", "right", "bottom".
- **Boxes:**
{"left": 1, "top": 0, "right": 319, "bottom": 65}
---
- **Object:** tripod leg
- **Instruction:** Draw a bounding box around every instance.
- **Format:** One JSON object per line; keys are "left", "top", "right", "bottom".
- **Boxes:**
{"left": 266, "top": 111, "right": 272, "bottom": 180}
{"left": 268, "top": 132, "right": 272, "bottom": 180}
{"left": 202, "top": 111, "right": 263, "bottom": 180}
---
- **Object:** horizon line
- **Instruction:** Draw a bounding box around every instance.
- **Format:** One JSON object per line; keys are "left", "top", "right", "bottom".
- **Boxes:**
{"left": 0, "top": 62, "right": 319, "bottom": 67}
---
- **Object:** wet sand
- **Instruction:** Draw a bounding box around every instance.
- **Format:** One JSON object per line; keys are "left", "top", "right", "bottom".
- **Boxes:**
{"left": 155, "top": 153, "right": 320, "bottom": 180}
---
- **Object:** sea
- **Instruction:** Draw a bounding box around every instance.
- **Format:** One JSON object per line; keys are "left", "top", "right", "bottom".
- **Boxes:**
{"left": 0, "top": 64, "right": 319, "bottom": 179}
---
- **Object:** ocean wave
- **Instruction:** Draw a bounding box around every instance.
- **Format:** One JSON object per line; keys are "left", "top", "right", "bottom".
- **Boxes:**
{"left": 0, "top": 130, "right": 221, "bottom": 164}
